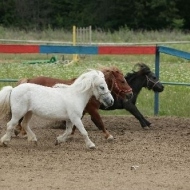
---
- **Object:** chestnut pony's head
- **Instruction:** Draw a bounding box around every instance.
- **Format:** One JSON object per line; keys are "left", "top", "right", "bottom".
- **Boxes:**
{"left": 100, "top": 66, "right": 133, "bottom": 99}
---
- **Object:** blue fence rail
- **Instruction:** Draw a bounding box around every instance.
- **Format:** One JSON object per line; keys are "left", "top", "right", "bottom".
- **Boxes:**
{"left": 154, "top": 46, "right": 190, "bottom": 115}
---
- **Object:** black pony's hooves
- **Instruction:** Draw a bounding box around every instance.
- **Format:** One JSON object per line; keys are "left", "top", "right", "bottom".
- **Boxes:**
{"left": 143, "top": 126, "right": 150, "bottom": 130}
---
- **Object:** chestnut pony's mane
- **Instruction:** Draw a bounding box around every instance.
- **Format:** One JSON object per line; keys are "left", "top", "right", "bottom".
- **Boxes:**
{"left": 100, "top": 66, "right": 122, "bottom": 76}
{"left": 98, "top": 66, "right": 125, "bottom": 92}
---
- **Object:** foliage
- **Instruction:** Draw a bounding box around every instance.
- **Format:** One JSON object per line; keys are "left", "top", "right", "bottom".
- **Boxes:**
{"left": 0, "top": 0, "right": 189, "bottom": 31}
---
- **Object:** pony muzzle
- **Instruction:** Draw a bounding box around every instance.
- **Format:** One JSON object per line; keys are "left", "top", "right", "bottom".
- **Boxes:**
{"left": 120, "top": 88, "right": 133, "bottom": 99}
{"left": 126, "top": 91, "right": 133, "bottom": 99}
{"left": 99, "top": 92, "right": 114, "bottom": 108}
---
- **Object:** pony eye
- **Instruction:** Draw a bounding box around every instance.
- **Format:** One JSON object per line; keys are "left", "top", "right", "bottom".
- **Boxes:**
{"left": 100, "top": 86, "right": 105, "bottom": 90}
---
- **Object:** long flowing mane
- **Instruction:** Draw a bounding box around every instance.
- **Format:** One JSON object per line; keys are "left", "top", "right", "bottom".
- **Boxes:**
{"left": 69, "top": 69, "right": 103, "bottom": 93}
{"left": 53, "top": 83, "right": 70, "bottom": 88}
{"left": 125, "top": 63, "right": 151, "bottom": 82}
{"left": 52, "top": 70, "right": 102, "bottom": 92}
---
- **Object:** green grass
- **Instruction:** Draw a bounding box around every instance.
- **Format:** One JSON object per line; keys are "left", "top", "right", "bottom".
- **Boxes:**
{"left": 0, "top": 28, "right": 190, "bottom": 117}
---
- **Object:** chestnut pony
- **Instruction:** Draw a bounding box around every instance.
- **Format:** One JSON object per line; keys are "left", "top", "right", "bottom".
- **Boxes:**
{"left": 15, "top": 66, "right": 133, "bottom": 140}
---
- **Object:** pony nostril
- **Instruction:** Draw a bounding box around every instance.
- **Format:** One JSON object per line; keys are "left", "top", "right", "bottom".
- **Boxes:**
{"left": 126, "top": 92, "right": 133, "bottom": 99}
{"left": 161, "top": 86, "right": 164, "bottom": 91}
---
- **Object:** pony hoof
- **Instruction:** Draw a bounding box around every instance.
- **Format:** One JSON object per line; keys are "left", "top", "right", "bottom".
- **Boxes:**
{"left": 55, "top": 140, "right": 59, "bottom": 146}
{"left": 34, "top": 141, "right": 38, "bottom": 146}
{"left": 14, "top": 130, "right": 20, "bottom": 136}
{"left": 107, "top": 135, "right": 114, "bottom": 141}
{"left": 1, "top": 138, "right": 9, "bottom": 147}
{"left": 2, "top": 142, "right": 8, "bottom": 147}
{"left": 87, "top": 142, "right": 96, "bottom": 149}
{"left": 143, "top": 126, "right": 150, "bottom": 130}
{"left": 67, "top": 135, "right": 74, "bottom": 140}
{"left": 89, "top": 145, "right": 96, "bottom": 149}
{"left": 20, "top": 134, "right": 27, "bottom": 139}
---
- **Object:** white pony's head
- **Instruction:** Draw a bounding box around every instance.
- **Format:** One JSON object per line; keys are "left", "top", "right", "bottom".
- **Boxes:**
{"left": 74, "top": 70, "right": 114, "bottom": 108}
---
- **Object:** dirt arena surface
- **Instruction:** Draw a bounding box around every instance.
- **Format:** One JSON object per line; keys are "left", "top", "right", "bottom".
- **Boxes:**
{"left": 0, "top": 115, "right": 190, "bottom": 190}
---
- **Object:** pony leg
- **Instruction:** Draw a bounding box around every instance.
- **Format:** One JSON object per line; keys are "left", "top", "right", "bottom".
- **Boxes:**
{"left": 71, "top": 113, "right": 85, "bottom": 135}
{"left": 71, "top": 125, "right": 76, "bottom": 135}
{"left": 21, "top": 112, "right": 37, "bottom": 143}
{"left": 125, "top": 101, "right": 151, "bottom": 129}
{"left": 84, "top": 102, "right": 113, "bottom": 140}
{"left": 86, "top": 104, "right": 113, "bottom": 140}
{"left": 14, "top": 124, "right": 22, "bottom": 136}
{"left": 14, "top": 118, "right": 27, "bottom": 137}
{"left": 91, "top": 113, "right": 113, "bottom": 140}
{"left": 71, "top": 118, "right": 95, "bottom": 149}
{"left": 1, "top": 118, "right": 18, "bottom": 146}
{"left": 55, "top": 120, "right": 73, "bottom": 145}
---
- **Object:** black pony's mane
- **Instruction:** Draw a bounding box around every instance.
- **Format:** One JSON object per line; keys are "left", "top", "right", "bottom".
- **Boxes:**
{"left": 125, "top": 63, "right": 151, "bottom": 82}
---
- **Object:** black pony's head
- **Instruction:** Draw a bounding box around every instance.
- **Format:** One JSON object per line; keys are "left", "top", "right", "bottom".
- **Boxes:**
{"left": 125, "top": 63, "right": 164, "bottom": 92}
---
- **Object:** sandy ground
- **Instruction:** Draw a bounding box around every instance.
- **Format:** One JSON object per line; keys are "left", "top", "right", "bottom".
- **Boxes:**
{"left": 0, "top": 115, "right": 190, "bottom": 190}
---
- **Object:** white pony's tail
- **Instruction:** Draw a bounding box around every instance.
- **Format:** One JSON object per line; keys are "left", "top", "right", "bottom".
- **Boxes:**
{"left": 0, "top": 86, "right": 13, "bottom": 120}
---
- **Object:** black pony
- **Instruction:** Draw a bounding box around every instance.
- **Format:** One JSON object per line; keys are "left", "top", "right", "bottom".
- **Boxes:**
{"left": 100, "top": 63, "right": 164, "bottom": 129}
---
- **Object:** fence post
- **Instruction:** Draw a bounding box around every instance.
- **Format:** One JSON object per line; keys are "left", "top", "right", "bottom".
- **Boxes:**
{"left": 154, "top": 45, "right": 160, "bottom": 115}
{"left": 72, "top": 25, "right": 78, "bottom": 61}
{"left": 89, "top": 25, "right": 92, "bottom": 45}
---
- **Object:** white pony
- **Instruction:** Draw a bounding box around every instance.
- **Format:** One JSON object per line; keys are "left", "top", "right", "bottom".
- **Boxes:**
{"left": 0, "top": 70, "right": 114, "bottom": 148}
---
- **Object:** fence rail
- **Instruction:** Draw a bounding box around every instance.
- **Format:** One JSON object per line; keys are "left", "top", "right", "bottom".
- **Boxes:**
{"left": 0, "top": 39, "right": 190, "bottom": 45}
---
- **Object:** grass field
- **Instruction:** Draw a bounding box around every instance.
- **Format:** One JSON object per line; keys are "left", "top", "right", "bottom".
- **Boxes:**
{"left": 0, "top": 28, "right": 190, "bottom": 117}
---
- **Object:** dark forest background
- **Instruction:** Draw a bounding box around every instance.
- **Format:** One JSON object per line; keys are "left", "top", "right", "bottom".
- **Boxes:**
{"left": 0, "top": 0, "right": 190, "bottom": 31}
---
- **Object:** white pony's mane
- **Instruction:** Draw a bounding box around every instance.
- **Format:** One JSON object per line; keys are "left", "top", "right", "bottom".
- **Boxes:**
{"left": 53, "top": 83, "right": 69, "bottom": 88}
{"left": 52, "top": 70, "right": 104, "bottom": 92}
{"left": 72, "top": 69, "right": 104, "bottom": 92}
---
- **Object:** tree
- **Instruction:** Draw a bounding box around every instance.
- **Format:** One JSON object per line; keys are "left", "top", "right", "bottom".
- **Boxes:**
{"left": 0, "top": 0, "right": 16, "bottom": 27}
{"left": 0, "top": 0, "right": 189, "bottom": 31}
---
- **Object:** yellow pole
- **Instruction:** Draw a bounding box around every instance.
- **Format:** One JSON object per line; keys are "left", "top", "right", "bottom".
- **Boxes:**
{"left": 73, "top": 25, "right": 78, "bottom": 61}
